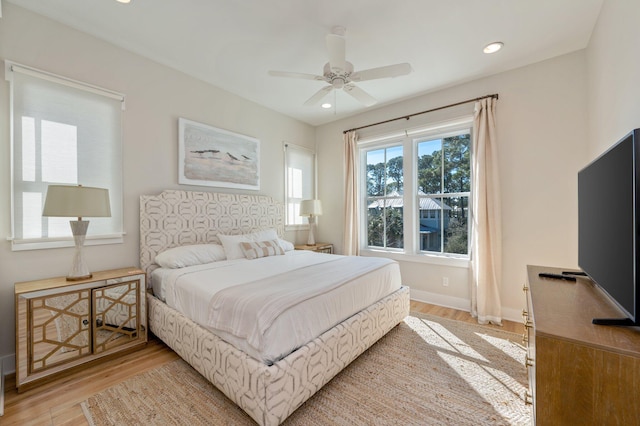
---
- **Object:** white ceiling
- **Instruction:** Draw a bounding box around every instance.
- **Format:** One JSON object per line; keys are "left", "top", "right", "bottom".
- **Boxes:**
{"left": 6, "top": 0, "right": 603, "bottom": 126}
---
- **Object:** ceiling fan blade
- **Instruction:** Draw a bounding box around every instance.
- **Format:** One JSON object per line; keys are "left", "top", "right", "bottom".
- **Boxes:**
{"left": 326, "top": 33, "right": 346, "bottom": 72}
{"left": 343, "top": 83, "right": 377, "bottom": 107}
{"left": 268, "top": 70, "right": 325, "bottom": 81}
{"left": 303, "top": 85, "right": 334, "bottom": 106}
{"left": 350, "top": 63, "right": 413, "bottom": 82}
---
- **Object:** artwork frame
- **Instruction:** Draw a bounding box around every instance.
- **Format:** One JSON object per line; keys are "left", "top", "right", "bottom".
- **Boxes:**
{"left": 178, "top": 118, "right": 260, "bottom": 190}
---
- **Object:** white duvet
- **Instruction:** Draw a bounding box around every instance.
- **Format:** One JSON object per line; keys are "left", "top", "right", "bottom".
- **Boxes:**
{"left": 153, "top": 250, "right": 401, "bottom": 364}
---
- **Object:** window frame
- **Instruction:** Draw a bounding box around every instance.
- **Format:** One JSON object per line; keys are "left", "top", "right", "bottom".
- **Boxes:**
{"left": 358, "top": 117, "right": 473, "bottom": 266}
{"left": 6, "top": 61, "right": 125, "bottom": 251}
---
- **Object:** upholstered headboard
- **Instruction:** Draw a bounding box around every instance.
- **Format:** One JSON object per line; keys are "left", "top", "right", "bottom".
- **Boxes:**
{"left": 140, "top": 190, "right": 284, "bottom": 280}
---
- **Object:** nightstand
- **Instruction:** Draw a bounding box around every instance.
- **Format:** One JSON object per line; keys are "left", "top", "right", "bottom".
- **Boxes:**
{"left": 14, "top": 267, "right": 147, "bottom": 392}
{"left": 294, "top": 242, "right": 333, "bottom": 254}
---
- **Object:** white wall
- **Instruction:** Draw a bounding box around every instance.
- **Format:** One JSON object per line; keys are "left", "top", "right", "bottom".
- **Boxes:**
{"left": 316, "top": 51, "right": 589, "bottom": 321}
{"left": 586, "top": 0, "right": 640, "bottom": 156}
{"left": 0, "top": 4, "right": 315, "bottom": 366}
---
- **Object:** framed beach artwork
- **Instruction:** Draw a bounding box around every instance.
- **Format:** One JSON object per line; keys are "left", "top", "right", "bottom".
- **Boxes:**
{"left": 178, "top": 118, "right": 260, "bottom": 190}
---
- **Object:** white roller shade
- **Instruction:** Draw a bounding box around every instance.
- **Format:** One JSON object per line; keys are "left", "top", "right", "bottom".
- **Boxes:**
{"left": 6, "top": 61, "right": 124, "bottom": 248}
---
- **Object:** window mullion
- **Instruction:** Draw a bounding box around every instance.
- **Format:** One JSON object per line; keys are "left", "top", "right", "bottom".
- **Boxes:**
{"left": 403, "top": 136, "right": 415, "bottom": 254}
{"left": 35, "top": 118, "right": 42, "bottom": 184}
{"left": 382, "top": 149, "right": 388, "bottom": 248}
{"left": 440, "top": 145, "right": 445, "bottom": 253}
{"left": 36, "top": 118, "right": 48, "bottom": 237}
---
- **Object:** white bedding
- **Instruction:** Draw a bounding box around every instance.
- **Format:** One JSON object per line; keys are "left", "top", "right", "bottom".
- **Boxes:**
{"left": 152, "top": 250, "right": 401, "bottom": 364}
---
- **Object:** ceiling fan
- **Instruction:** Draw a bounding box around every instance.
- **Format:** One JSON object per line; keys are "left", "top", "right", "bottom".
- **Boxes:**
{"left": 268, "top": 26, "right": 412, "bottom": 107}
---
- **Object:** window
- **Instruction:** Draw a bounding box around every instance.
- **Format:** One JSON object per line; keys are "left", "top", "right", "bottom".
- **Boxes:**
{"left": 6, "top": 62, "right": 124, "bottom": 250}
{"left": 361, "top": 119, "right": 472, "bottom": 258}
{"left": 417, "top": 132, "right": 471, "bottom": 255}
{"left": 284, "top": 143, "right": 315, "bottom": 227}
{"left": 365, "top": 145, "right": 404, "bottom": 249}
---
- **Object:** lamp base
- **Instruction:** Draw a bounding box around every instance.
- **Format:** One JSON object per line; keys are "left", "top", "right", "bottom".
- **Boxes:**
{"left": 67, "top": 220, "right": 92, "bottom": 281}
{"left": 307, "top": 216, "right": 316, "bottom": 245}
{"left": 66, "top": 273, "right": 93, "bottom": 282}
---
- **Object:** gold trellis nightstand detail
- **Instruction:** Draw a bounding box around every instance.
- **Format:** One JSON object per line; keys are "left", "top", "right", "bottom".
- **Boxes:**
{"left": 14, "top": 267, "right": 147, "bottom": 392}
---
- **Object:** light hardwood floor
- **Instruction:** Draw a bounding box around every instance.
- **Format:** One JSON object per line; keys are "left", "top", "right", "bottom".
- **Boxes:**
{"left": 2, "top": 301, "right": 522, "bottom": 425}
{"left": 409, "top": 300, "right": 522, "bottom": 333}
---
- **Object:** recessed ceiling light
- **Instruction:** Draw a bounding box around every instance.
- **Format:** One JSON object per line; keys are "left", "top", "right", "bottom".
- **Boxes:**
{"left": 483, "top": 42, "right": 504, "bottom": 54}
{"left": 321, "top": 103, "right": 332, "bottom": 109}
{"left": 116, "top": 0, "right": 131, "bottom": 3}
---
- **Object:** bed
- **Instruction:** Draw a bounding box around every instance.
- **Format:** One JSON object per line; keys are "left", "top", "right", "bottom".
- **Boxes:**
{"left": 140, "top": 190, "right": 410, "bottom": 426}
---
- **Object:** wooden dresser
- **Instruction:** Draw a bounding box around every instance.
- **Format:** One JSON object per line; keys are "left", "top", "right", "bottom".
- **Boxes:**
{"left": 524, "top": 265, "right": 640, "bottom": 425}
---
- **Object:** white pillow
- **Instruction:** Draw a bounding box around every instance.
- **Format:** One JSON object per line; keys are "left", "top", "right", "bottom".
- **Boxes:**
{"left": 218, "top": 229, "right": 279, "bottom": 260}
{"left": 155, "top": 244, "right": 226, "bottom": 268}
{"left": 240, "top": 239, "right": 285, "bottom": 260}
{"left": 278, "top": 238, "right": 294, "bottom": 252}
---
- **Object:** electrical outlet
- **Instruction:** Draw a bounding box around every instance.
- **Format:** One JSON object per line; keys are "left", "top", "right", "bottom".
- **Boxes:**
{"left": 442, "top": 277, "right": 449, "bottom": 287}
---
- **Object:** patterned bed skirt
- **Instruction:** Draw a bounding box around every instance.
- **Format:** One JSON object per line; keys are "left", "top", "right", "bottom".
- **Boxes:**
{"left": 148, "top": 285, "right": 410, "bottom": 426}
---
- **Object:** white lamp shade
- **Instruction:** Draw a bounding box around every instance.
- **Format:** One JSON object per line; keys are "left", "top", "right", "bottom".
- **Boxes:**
{"left": 43, "top": 185, "right": 112, "bottom": 218}
{"left": 299, "top": 199, "right": 322, "bottom": 217}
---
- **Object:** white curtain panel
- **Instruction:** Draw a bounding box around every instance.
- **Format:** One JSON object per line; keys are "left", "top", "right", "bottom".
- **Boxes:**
{"left": 470, "top": 97, "right": 503, "bottom": 325}
{"left": 343, "top": 131, "right": 360, "bottom": 256}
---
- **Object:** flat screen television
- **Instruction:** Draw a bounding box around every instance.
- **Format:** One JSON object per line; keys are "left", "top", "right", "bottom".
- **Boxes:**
{"left": 578, "top": 128, "right": 640, "bottom": 326}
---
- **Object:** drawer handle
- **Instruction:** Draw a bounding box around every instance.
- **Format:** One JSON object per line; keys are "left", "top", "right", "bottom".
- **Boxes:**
{"left": 524, "top": 390, "right": 533, "bottom": 405}
{"left": 525, "top": 356, "right": 534, "bottom": 367}
{"left": 522, "top": 333, "right": 528, "bottom": 345}
{"left": 523, "top": 320, "right": 533, "bottom": 329}
{"left": 522, "top": 284, "right": 529, "bottom": 292}
{"left": 522, "top": 309, "right": 529, "bottom": 319}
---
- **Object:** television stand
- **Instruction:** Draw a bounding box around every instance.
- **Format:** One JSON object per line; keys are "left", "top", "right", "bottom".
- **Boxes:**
{"left": 525, "top": 265, "right": 640, "bottom": 425}
{"left": 592, "top": 317, "right": 636, "bottom": 326}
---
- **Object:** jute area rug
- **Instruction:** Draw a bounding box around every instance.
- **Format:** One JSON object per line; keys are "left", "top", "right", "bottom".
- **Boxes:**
{"left": 82, "top": 313, "right": 530, "bottom": 425}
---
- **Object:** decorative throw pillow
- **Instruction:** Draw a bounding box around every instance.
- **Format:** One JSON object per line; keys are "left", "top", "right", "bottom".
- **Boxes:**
{"left": 240, "top": 239, "right": 285, "bottom": 260}
{"left": 218, "top": 229, "right": 279, "bottom": 260}
{"left": 155, "top": 244, "right": 227, "bottom": 268}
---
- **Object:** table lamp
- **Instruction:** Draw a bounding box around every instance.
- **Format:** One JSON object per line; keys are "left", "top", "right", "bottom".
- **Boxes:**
{"left": 42, "top": 185, "right": 111, "bottom": 281}
{"left": 299, "top": 199, "right": 322, "bottom": 246}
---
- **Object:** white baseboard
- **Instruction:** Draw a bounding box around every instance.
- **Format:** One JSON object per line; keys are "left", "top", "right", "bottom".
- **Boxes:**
{"left": 1, "top": 355, "right": 15, "bottom": 376}
{"left": 1, "top": 355, "right": 15, "bottom": 416}
{"left": 409, "top": 288, "right": 522, "bottom": 324}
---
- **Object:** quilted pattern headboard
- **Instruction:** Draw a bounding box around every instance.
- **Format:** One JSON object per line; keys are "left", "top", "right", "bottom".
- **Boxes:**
{"left": 140, "top": 190, "right": 284, "bottom": 279}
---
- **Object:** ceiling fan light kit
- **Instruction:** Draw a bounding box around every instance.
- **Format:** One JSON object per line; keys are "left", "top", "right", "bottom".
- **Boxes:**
{"left": 268, "top": 27, "right": 412, "bottom": 108}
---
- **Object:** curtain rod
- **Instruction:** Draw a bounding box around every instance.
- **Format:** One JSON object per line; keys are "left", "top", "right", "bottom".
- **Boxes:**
{"left": 343, "top": 93, "right": 499, "bottom": 134}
